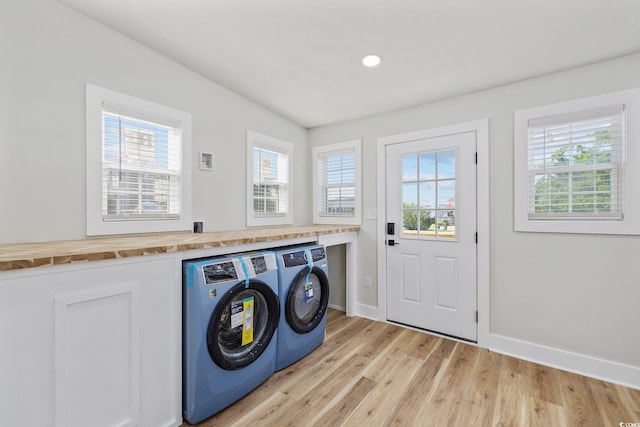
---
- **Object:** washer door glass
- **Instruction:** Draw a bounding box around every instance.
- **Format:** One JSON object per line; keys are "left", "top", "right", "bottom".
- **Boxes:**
{"left": 286, "top": 266, "right": 329, "bottom": 334}
{"left": 207, "top": 280, "right": 279, "bottom": 370}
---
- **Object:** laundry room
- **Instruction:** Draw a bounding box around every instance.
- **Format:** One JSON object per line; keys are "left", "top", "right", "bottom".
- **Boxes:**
{"left": 1, "top": 0, "right": 640, "bottom": 426}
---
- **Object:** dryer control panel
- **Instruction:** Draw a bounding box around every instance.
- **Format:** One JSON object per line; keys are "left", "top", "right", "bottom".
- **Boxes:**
{"left": 282, "top": 251, "right": 306, "bottom": 268}
{"left": 282, "top": 247, "right": 326, "bottom": 268}
{"left": 310, "top": 247, "right": 326, "bottom": 263}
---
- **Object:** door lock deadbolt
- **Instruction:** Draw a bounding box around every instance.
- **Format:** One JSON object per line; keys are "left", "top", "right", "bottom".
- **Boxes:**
{"left": 387, "top": 222, "right": 395, "bottom": 235}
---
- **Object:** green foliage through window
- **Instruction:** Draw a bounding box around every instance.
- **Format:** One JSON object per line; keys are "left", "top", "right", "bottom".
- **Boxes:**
{"left": 529, "top": 113, "right": 623, "bottom": 219}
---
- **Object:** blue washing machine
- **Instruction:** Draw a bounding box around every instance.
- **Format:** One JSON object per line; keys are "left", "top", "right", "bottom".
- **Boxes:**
{"left": 274, "top": 244, "right": 330, "bottom": 371}
{"left": 182, "top": 251, "right": 280, "bottom": 424}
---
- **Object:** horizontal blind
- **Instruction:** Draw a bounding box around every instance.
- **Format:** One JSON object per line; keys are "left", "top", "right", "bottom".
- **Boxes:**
{"left": 101, "top": 103, "right": 182, "bottom": 221}
{"left": 527, "top": 105, "right": 625, "bottom": 219}
{"left": 318, "top": 149, "right": 356, "bottom": 216}
{"left": 253, "top": 147, "right": 288, "bottom": 216}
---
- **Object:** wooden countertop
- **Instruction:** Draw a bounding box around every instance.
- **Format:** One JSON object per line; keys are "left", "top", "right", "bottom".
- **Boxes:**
{"left": 0, "top": 225, "right": 360, "bottom": 271}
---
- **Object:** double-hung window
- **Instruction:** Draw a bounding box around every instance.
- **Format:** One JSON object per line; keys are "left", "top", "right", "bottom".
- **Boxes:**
{"left": 312, "top": 139, "right": 362, "bottom": 225}
{"left": 527, "top": 106, "right": 624, "bottom": 219}
{"left": 514, "top": 88, "right": 640, "bottom": 234}
{"left": 246, "top": 131, "right": 293, "bottom": 226}
{"left": 86, "top": 84, "right": 192, "bottom": 235}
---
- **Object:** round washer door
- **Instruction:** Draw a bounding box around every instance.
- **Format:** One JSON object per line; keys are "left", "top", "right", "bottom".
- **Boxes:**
{"left": 286, "top": 266, "right": 329, "bottom": 334}
{"left": 207, "top": 280, "right": 280, "bottom": 370}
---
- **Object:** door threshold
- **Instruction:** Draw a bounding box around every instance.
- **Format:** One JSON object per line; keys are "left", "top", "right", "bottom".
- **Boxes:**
{"left": 386, "top": 319, "right": 477, "bottom": 345}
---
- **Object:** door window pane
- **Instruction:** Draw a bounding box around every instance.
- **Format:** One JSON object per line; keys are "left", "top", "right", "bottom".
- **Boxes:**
{"left": 419, "top": 153, "right": 436, "bottom": 180}
{"left": 401, "top": 149, "right": 457, "bottom": 240}
{"left": 437, "top": 150, "right": 456, "bottom": 179}
{"left": 402, "top": 209, "right": 419, "bottom": 237}
{"left": 402, "top": 155, "right": 418, "bottom": 181}
{"left": 402, "top": 182, "right": 418, "bottom": 207}
{"left": 420, "top": 209, "right": 436, "bottom": 238}
{"left": 419, "top": 182, "right": 435, "bottom": 209}
{"left": 437, "top": 180, "right": 456, "bottom": 208}
{"left": 438, "top": 210, "right": 456, "bottom": 239}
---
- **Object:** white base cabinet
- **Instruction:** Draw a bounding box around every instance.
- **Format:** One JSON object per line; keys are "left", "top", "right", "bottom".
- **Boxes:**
{"left": 0, "top": 255, "right": 181, "bottom": 427}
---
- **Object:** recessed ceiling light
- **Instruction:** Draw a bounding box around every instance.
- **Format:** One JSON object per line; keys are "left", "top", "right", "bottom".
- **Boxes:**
{"left": 362, "top": 53, "right": 382, "bottom": 68}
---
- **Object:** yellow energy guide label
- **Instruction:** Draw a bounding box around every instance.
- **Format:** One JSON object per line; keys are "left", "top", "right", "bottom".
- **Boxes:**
{"left": 241, "top": 296, "right": 254, "bottom": 346}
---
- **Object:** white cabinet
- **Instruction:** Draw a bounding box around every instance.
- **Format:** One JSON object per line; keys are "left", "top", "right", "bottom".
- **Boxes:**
{"left": 0, "top": 255, "right": 181, "bottom": 427}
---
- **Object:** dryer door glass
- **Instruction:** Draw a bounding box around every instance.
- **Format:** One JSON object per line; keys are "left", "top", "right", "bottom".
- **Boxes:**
{"left": 207, "top": 280, "right": 279, "bottom": 370}
{"left": 286, "top": 266, "right": 329, "bottom": 334}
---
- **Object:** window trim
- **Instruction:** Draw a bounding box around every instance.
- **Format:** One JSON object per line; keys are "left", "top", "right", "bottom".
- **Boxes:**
{"left": 312, "top": 139, "right": 362, "bottom": 225}
{"left": 246, "top": 131, "right": 293, "bottom": 227}
{"left": 514, "top": 88, "right": 640, "bottom": 235}
{"left": 86, "top": 84, "right": 192, "bottom": 236}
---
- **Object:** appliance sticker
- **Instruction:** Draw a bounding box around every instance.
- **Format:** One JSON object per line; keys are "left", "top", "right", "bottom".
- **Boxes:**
{"left": 304, "top": 248, "right": 314, "bottom": 302}
{"left": 304, "top": 282, "right": 314, "bottom": 302}
{"left": 230, "top": 300, "right": 243, "bottom": 329}
{"left": 241, "top": 296, "right": 255, "bottom": 346}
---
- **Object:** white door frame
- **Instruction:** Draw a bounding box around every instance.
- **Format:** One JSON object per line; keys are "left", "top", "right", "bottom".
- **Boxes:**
{"left": 377, "top": 119, "right": 490, "bottom": 347}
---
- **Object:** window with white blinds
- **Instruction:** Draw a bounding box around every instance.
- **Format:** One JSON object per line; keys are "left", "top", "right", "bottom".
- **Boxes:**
{"left": 514, "top": 88, "right": 640, "bottom": 235}
{"left": 252, "top": 146, "right": 288, "bottom": 216}
{"left": 319, "top": 150, "right": 355, "bottom": 215}
{"left": 312, "top": 139, "right": 361, "bottom": 225}
{"left": 527, "top": 105, "right": 625, "bottom": 219}
{"left": 102, "top": 103, "right": 182, "bottom": 221}
{"left": 246, "top": 131, "right": 293, "bottom": 226}
{"left": 86, "top": 84, "right": 192, "bottom": 236}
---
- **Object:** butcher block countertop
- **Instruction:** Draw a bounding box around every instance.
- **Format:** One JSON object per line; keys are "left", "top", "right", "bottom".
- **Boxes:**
{"left": 0, "top": 225, "right": 360, "bottom": 271}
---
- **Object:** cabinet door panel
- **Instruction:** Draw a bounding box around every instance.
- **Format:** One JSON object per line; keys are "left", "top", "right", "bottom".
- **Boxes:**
{"left": 55, "top": 284, "right": 140, "bottom": 427}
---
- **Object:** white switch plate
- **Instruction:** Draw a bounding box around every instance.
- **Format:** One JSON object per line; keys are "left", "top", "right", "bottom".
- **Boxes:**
{"left": 364, "top": 208, "right": 377, "bottom": 220}
{"left": 364, "top": 276, "right": 372, "bottom": 288}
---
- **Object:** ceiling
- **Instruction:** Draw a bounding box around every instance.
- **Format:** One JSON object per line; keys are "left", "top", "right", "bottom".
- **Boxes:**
{"left": 58, "top": 0, "right": 640, "bottom": 128}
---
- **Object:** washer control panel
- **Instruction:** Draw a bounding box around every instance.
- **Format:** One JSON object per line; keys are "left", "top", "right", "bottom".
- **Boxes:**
{"left": 203, "top": 261, "right": 238, "bottom": 284}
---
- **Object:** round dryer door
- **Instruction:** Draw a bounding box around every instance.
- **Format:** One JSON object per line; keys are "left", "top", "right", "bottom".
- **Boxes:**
{"left": 207, "top": 280, "right": 280, "bottom": 370}
{"left": 286, "top": 266, "right": 329, "bottom": 334}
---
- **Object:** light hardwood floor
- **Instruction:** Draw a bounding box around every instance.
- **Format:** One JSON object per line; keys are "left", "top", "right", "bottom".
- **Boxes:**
{"left": 184, "top": 309, "right": 640, "bottom": 426}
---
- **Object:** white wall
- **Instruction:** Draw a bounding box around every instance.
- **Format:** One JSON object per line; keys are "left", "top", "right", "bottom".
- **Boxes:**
{"left": 309, "top": 52, "right": 640, "bottom": 380}
{"left": 0, "top": 0, "right": 309, "bottom": 244}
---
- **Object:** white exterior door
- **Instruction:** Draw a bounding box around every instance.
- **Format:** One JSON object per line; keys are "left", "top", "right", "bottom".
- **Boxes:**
{"left": 385, "top": 131, "right": 477, "bottom": 341}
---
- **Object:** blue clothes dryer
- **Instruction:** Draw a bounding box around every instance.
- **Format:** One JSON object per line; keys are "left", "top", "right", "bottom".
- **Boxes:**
{"left": 274, "top": 244, "right": 330, "bottom": 371}
{"left": 182, "top": 252, "right": 280, "bottom": 424}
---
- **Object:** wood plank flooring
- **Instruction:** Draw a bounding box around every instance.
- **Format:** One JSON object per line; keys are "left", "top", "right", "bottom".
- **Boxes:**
{"left": 183, "top": 309, "right": 640, "bottom": 427}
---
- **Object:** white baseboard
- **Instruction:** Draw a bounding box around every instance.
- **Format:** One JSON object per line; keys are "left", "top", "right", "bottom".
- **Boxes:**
{"left": 327, "top": 303, "right": 345, "bottom": 312}
{"left": 488, "top": 333, "right": 640, "bottom": 390}
{"left": 353, "top": 303, "right": 379, "bottom": 320}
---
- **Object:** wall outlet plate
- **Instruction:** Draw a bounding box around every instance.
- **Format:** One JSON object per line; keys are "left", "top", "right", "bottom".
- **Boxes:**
{"left": 364, "top": 276, "right": 372, "bottom": 288}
